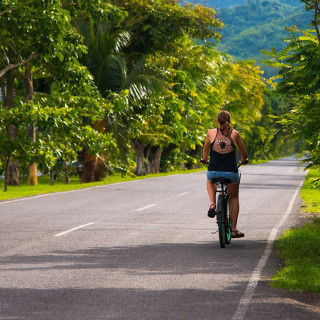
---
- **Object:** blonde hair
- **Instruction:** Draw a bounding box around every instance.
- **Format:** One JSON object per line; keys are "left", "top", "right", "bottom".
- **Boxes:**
{"left": 217, "top": 110, "right": 231, "bottom": 136}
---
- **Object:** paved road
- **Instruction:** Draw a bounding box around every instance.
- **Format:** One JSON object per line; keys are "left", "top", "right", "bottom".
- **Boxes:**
{"left": 0, "top": 157, "right": 319, "bottom": 319}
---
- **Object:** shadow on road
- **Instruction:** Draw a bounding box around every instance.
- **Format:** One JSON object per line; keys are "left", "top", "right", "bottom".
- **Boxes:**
{"left": 0, "top": 241, "right": 319, "bottom": 319}
{"left": 0, "top": 240, "right": 270, "bottom": 275}
{"left": 0, "top": 285, "right": 319, "bottom": 320}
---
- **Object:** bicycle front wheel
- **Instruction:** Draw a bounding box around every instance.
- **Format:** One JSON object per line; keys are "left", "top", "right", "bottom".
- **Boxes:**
{"left": 217, "top": 194, "right": 226, "bottom": 248}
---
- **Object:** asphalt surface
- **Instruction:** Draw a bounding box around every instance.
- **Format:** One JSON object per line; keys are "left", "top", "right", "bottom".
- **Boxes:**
{"left": 0, "top": 157, "right": 319, "bottom": 319}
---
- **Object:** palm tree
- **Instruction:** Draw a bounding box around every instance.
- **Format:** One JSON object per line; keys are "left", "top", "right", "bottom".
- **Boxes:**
{"left": 78, "top": 20, "right": 166, "bottom": 181}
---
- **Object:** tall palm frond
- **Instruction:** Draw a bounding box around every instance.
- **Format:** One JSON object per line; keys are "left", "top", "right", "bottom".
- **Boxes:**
{"left": 77, "top": 19, "right": 168, "bottom": 160}
{"left": 77, "top": 20, "right": 132, "bottom": 96}
{"left": 124, "top": 56, "right": 167, "bottom": 103}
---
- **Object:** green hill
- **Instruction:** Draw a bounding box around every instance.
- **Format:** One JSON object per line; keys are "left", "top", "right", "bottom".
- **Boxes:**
{"left": 202, "top": 0, "right": 301, "bottom": 8}
{"left": 197, "top": 0, "right": 312, "bottom": 77}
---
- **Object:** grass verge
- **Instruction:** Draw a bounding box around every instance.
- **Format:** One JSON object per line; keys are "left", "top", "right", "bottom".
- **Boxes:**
{"left": 301, "top": 168, "right": 320, "bottom": 213}
{"left": 0, "top": 167, "right": 205, "bottom": 201}
{"left": 271, "top": 168, "right": 320, "bottom": 293}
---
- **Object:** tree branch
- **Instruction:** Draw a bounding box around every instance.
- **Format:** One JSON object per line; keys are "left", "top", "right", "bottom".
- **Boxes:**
{"left": 0, "top": 0, "right": 35, "bottom": 16}
{"left": 0, "top": 52, "right": 39, "bottom": 79}
{"left": 313, "top": 0, "right": 320, "bottom": 45}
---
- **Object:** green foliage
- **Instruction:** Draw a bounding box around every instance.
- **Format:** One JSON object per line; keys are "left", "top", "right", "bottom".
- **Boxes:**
{"left": 263, "top": 24, "right": 320, "bottom": 168}
{"left": 0, "top": 0, "right": 78, "bottom": 76}
{"left": 0, "top": 95, "right": 116, "bottom": 170}
{"left": 0, "top": 0, "right": 121, "bottom": 186}
{"left": 111, "top": 0, "right": 223, "bottom": 53}
{"left": 0, "top": 0, "right": 294, "bottom": 183}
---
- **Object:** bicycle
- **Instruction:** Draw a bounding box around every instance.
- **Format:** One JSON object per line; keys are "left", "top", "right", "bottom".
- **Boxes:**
{"left": 201, "top": 159, "right": 248, "bottom": 248}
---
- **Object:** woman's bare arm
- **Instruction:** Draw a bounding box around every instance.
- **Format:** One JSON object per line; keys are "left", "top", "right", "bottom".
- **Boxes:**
{"left": 233, "top": 131, "right": 248, "bottom": 163}
{"left": 202, "top": 130, "right": 212, "bottom": 161}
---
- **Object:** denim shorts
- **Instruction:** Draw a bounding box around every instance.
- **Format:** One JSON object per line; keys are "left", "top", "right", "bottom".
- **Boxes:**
{"left": 207, "top": 171, "right": 240, "bottom": 184}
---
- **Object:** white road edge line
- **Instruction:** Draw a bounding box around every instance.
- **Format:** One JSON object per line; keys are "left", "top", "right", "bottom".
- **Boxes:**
{"left": 232, "top": 179, "right": 304, "bottom": 320}
{"left": 136, "top": 204, "right": 156, "bottom": 212}
{"left": 54, "top": 223, "right": 95, "bottom": 237}
{"left": 178, "top": 192, "right": 190, "bottom": 196}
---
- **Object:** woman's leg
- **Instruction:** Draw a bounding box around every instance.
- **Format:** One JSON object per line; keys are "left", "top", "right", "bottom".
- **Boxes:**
{"left": 226, "top": 183, "right": 240, "bottom": 231}
{"left": 206, "top": 179, "right": 217, "bottom": 207}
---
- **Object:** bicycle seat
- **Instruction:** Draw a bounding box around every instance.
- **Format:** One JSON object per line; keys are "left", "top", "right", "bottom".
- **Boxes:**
{"left": 210, "top": 177, "right": 232, "bottom": 184}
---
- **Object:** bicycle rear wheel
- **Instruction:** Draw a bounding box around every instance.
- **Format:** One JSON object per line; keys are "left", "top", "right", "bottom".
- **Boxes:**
{"left": 217, "top": 194, "right": 226, "bottom": 248}
{"left": 224, "top": 197, "right": 232, "bottom": 245}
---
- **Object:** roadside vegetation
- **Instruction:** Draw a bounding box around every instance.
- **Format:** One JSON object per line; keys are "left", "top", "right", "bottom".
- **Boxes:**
{"left": 301, "top": 168, "right": 320, "bottom": 214}
{"left": 262, "top": 0, "right": 320, "bottom": 293}
{"left": 271, "top": 168, "right": 320, "bottom": 293}
{"left": 271, "top": 216, "right": 320, "bottom": 293}
{"left": 0, "top": 0, "right": 297, "bottom": 193}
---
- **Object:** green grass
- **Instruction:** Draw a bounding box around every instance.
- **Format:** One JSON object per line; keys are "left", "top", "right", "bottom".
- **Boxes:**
{"left": 301, "top": 168, "right": 320, "bottom": 213}
{"left": 0, "top": 167, "right": 205, "bottom": 201}
{"left": 271, "top": 168, "right": 320, "bottom": 293}
{"left": 271, "top": 216, "right": 320, "bottom": 293}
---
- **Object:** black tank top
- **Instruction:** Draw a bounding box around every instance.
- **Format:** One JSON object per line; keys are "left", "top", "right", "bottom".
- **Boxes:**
{"left": 208, "top": 129, "right": 238, "bottom": 173}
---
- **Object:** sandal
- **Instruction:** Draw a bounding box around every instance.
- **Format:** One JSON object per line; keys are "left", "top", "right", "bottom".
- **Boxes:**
{"left": 231, "top": 230, "right": 245, "bottom": 238}
{"left": 208, "top": 204, "right": 216, "bottom": 218}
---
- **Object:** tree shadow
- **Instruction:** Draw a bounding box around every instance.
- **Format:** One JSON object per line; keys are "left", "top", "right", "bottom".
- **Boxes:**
{"left": 0, "top": 241, "right": 319, "bottom": 319}
{"left": 0, "top": 284, "right": 319, "bottom": 319}
{"left": 0, "top": 241, "right": 263, "bottom": 274}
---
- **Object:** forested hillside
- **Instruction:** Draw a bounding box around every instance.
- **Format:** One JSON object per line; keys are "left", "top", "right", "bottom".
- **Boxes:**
{"left": 217, "top": 0, "right": 310, "bottom": 76}
{"left": 202, "top": 0, "right": 301, "bottom": 8}
{"left": 192, "top": 1, "right": 309, "bottom": 77}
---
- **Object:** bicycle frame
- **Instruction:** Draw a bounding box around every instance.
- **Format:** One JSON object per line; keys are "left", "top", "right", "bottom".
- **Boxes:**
{"left": 201, "top": 159, "right": 248, "bottom": 248}
{"left": 214, "top": 179, "right": 231, "bottom": 248}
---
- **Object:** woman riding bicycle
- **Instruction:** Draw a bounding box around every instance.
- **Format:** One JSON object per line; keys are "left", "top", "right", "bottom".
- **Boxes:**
{"left": 202, "top": 110, "right": 248, "bottom": 238}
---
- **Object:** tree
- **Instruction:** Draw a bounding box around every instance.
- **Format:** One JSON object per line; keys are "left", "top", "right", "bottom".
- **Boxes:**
{"left": 0, "top": 0, "right": 119, "bottom": 185}
{"left": 76, "top": 0, "right": 224, "bottom": 177}
{"left": 0, "top": 0, "right": 79, "bottom": 185}
{"left": 262, "top": 0, "right": 320, "bottom": 168}
{"left": 78, "top": 17, "right": 167, "bottom": 179}
{"left": 111, "top": 0, "right": 223, "bottom": 53}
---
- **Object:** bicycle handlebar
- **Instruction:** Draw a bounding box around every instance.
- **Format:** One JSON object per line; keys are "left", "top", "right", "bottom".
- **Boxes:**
{"left": 200, "top": 159, "right": 209, "bottom": 165}
{"left": 238, "top": 159, "right": 248, "bottom": 168}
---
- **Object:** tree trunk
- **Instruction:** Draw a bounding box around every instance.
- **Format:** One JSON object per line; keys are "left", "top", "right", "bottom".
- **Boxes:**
{"left": 134, "top": 140, "right": 146, "bottom": 176}
{"left": 145, "top": 146, "right": 151, "bottom": 174}
{"left": 24, "top": 64, "right": 37, "bottom": 186}
{"left": 147, "top": 146, "right": 162, "bottom": 174}
{"left": 50, "top": 167, "right": 54, "bottom": 185}
{"left": 0, "top": 79, "right": 6, "bottom": 107}
{"left": 81, "top": 120, "right": 107, "bottom": 182}
{"left": 63, "top": 160, "right": 70, "bottom": 184}
{"left": 4, "top": 156, "right": 10, "bottom": 192}
{"left": 28, "top": 163, "right": 37, "bottom": 186}
{"left": 82, "top": 149, "right": 97, "bottom": 183}
{"left": 5, "top": 70, "right": 20, "bottom": 186}
{"left": 27, "top": 125, "right": 37, "bottom": 186}
{"left": 180, "top": 145, "right": 186, "bottom": 170}
{"left": 5, "top": 160, "right": 20, "bottom": 186}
